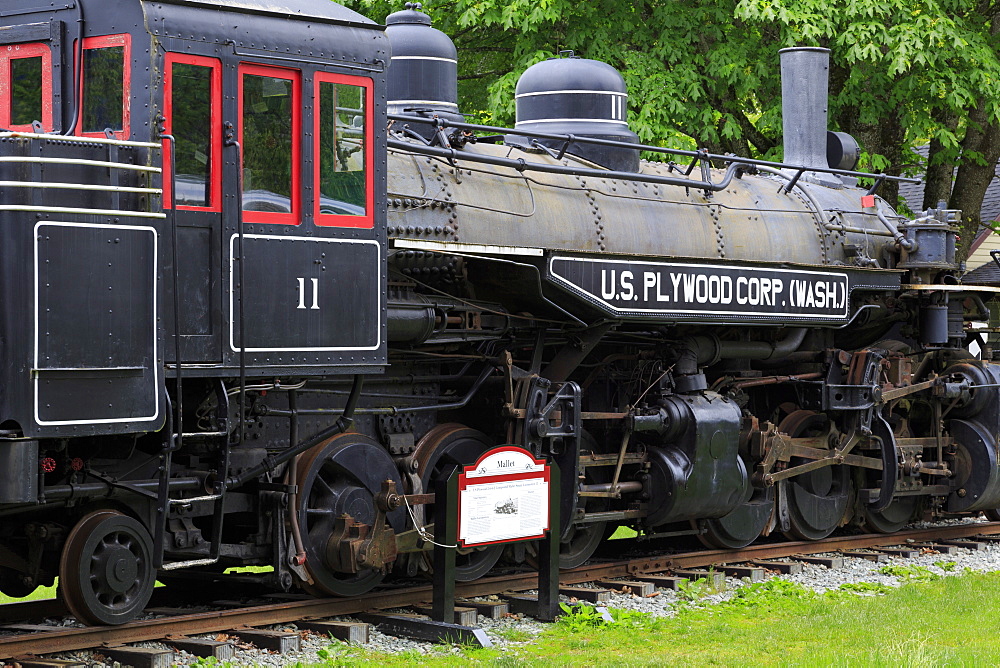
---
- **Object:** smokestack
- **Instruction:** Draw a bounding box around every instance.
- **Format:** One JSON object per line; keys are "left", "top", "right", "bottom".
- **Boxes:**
{"left": 779, "top": 47, "right": 830, "bottom": 170}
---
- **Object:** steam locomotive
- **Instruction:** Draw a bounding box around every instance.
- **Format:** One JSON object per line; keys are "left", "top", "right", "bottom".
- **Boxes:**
{"left": 0, "top": 0, "right": 997, "bottom": 626}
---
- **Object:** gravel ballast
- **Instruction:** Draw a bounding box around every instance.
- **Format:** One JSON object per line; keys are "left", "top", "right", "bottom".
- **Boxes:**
{"left": 45, "top": 521, "right": 1000, "bottom": 666}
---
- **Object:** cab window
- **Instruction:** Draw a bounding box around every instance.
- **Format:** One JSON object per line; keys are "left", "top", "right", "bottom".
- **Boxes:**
{"left": 239, "top": 64, "right": 301, "bottom": 224}
{"left": 0, "top": 43, "right": 53, "bottom": 131}
{"left": 164, "top": 54, "right": 221, "bottom": 210}
{"left": 79, "top": 34, "right": 131, "bottom": 138}
{"left": 315, "top": 73, "right": 373, "bottom": 228}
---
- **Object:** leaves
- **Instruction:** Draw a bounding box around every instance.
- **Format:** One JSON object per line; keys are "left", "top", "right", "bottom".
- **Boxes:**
{"left": 346, "top": 0, "right": 1000, "bottom": 235}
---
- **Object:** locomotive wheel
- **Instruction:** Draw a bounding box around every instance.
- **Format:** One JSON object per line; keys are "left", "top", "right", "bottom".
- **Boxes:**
{"left": 58, "top": 510, "right": 156, "bottom": 625}
{"left": 863, "top": 497, "right": 920, "bottom": 534}
{"left": 695, "top": 465, "right": 774, "bottom": 549}
{"left": 296, "top": 433, "right": 405, "bottom": 597}
{"left": 559, "top": 430, "right": 612, "bottom": 569}
{"left": 779, "top": 411, "right": 851, "bottom": 541}
{"left": 413, "top": 424, "right": 503, "bottom": 581}
{"left": 558, "top": 521, "right": 608, "bottom": 569}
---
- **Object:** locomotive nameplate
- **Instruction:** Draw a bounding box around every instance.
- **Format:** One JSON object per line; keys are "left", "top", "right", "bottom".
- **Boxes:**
{"left": 549, "top": 256, "right": 850, "bottom": 323}
{"left": 458, "top": 446, "right": 550, "bottom": 547}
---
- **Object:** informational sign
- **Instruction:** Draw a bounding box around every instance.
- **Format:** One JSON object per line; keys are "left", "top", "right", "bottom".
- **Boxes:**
{"left": 457, "top": 446, "right": 551, "bottom": 547}
{"left": 549, "top": 256, "right": 851, "bottom": 323}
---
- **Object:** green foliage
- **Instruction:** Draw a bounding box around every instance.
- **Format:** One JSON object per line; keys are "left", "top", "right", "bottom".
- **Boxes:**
{"left": 346, "top": 0, "right": 1000, "bottom": 235}
{"left": 934, "top": 560, "right": 958, "bottom": 572}
{"left": 832, "top": 581, "right": 894, "bottom": 596}
{"left": 879, "top": 563, "right": 941, "bottom": 582}
{"left": 722, "top": 577, "right": 816, "bottom": 610}
{"left": 556, "top": 602, "right": 611, "bottom": 631}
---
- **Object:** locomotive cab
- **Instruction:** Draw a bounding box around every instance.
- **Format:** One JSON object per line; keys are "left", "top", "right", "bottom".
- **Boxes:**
{"left": 0, "top": 0, "right": 393, "bottom": 624}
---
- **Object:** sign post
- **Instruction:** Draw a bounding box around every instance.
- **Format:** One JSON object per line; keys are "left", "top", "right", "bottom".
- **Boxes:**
{"left": 432, "top": 446, "right": 560, "bottom": 622}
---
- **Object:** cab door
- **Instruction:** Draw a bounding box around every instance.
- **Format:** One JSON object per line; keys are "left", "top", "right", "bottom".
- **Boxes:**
{"left": 162, "top": 53, "right": 223, "bottom": 363}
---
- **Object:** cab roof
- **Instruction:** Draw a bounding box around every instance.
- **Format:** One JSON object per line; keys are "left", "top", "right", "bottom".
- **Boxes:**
{"left": 153, "top": 0, "right": 377, "bottom": 27}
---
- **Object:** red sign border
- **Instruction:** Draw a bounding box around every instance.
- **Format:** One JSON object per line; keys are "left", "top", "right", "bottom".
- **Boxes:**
{"left": 456, "top": 446, "right": 550, "bottom": 547}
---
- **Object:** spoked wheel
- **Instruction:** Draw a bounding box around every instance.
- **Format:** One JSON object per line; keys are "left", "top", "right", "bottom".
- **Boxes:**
{"left": 413, "top": 424, "right": 503, "bottom": 581}
{"left": 59, "top": 510, "right": 156, "bottom": 625}
{"left": 779, "top": 411, "right": 851, "bottom": 541}
{"left": 296, "top": 433, "right": 406, "bottom": 597}
{"left": 558, "top": 521, "right": 608, "bottom": 569}
{"left": 559, "top": 431, "right": 610, "bottom": 569}
{"left": 695, "top": 458, "right": 774, "bottom": 549}
{"left": 864, "top": 497, "right": 921, "bottom": 534}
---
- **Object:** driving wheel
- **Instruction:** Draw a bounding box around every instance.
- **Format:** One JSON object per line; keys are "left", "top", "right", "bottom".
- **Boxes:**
{"left": 295, "top": 433, "right": 405, "bottom": 596}
{"left": 413, "top": 424, "right": 503, "bottom": 581}
{"left": 779, "top": 410, "right": 851, "bottom": 541}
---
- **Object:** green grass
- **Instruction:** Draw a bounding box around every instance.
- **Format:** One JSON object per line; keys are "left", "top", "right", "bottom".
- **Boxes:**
{"left": 306, "top": 570, "right": 1000, "bottom": 667}
{"left": 0, "top": 582, "right": 56, "bottom": 604}
{"left": 608, "top": 525, "right": 637, "bottom": 540}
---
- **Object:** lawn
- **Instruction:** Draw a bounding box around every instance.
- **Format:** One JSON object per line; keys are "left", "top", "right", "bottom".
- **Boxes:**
{"left": 319, "top": 569, "right": 1000, "bottom": 666}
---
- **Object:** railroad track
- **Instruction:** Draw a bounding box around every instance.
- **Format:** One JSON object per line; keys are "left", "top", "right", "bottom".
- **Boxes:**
{"left": 5, "top": 521, "right": 1000, "bottom": 664}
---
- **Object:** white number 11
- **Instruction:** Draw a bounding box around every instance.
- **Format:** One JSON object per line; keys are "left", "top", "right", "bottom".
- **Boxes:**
{"left": 297, "top": 277, "right": 320, "bottom": 310}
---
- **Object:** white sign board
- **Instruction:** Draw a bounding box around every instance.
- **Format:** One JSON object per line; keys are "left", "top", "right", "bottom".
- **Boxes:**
{"left": 457, "top": 446, "right": 550, "bottom": 547}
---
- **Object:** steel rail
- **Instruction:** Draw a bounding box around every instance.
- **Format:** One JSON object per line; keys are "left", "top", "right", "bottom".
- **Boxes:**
{"left": 2, "top": 521, "right": 999, "bottom": 659}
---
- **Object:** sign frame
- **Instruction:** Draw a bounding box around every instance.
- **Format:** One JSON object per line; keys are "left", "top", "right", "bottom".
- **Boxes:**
{"left": 456, "top": 446, "right": 552, "bottom": 548}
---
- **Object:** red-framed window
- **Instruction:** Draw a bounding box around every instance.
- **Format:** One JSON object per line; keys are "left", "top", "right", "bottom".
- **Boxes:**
{"left": 163, "top": 54, "right": 222, "bottom": 211}
{"left": 0, "top": 42, "right": 53, "bottom": 131}
{"left": 238, "top": 63, "right": 301, "bottom": 225}
{"left": 76, "top": 34, "right": 131, "bottom": 139}
{"left": 314, "top": 72, "right": 374, "bottom": 228}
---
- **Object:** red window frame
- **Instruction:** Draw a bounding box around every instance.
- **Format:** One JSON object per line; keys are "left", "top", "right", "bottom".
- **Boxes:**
{"left": 162, "top": 53, "right": 222, "bottom": 211}
{"left": 238, "top": 63, "right": 302, "bottom": 225}
{"left": 0, "top": 42, "right": 54, "bottom": 131}
{"left": 313, "top": 72, "right": 374, "bottom": 229}
{"left": 76, "top": 33, "right": 131, "bottom": 140}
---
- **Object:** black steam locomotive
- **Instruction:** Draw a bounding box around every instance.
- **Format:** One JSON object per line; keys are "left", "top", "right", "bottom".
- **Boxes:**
{"left": 0, "top": 0, "right": 998, "bottom": 626}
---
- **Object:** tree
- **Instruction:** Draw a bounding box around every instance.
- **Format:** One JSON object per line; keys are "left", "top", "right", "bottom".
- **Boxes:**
{"left": 347, "top": 0, "right": 1000, "bottom": 259}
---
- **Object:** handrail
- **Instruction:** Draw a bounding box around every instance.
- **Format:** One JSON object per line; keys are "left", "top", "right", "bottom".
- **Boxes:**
{"left": 388, "top": 112, "right": 921, "bottom": 187}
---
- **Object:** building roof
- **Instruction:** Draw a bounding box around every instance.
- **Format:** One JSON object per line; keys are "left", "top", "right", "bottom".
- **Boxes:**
{"left": 898, "top": 145, "right": 1000, "bottom": 223}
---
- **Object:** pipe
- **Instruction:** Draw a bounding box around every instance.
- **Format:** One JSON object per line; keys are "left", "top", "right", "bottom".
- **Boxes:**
{"left": 389, "top": 137, "right": 755, "bottom": 192}
{"left": 286, "top": 390, "right": 307, "bottom": 567}
{"left": 876, "top": 201, "right": 917, "bottom": 251}
{"left": 43, "top": 477, "right": 202, "bottom": 501}
{"left": 388, "top": 114, "right": 920, "bottom": 186}
{"left": 63, "top": 0, "right": 85, "bottom": 135}
{"left": 677, "top": 328, "right": 809, "bottom": 375}
{"left": 579, "top": 481, "right": 643, "bottom": 495}
{"left": 224, "top": 375, "right": 364, "bottom": 491}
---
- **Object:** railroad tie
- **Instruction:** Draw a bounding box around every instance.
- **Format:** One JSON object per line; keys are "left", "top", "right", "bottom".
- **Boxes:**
{"left": 225, "top": 628, "right": 301, "bottom": 653}
{"left": 165, "top": 637, "right": 236, "bottom": 661}
{"left": 457, "top": 599, "right": 510, "bottom": 619}
{"left": 100, "top": 647, "right": 175, "bottom": 668}
{"left": 295, "top": 620, "right": 370, "bottom": 643}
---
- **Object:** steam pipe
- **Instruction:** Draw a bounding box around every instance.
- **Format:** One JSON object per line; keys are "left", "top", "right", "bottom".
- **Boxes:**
{"left": 677, "top": 329, "right": 809, "bottom": 376}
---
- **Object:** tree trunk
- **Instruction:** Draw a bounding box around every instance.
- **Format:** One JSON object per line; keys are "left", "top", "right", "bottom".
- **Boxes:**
{"left": 949, "top": 102, "right": 1000, "bottom": 262}
{"left": 921, "top": 112, "right": 959, "bottom": 212}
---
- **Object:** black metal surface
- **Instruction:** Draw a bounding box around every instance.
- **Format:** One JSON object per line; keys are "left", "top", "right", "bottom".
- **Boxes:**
{"left": 431, "top": 472, "right": 458, "bottom": 624}
{"left": 643, "top": 393, "right": 746, "bottom": 527}
{"left": 385, "top": 5, "right": 462, "bottom": 132}
{"left": 513, "top": 54, "right": 639, "bottom": 172}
